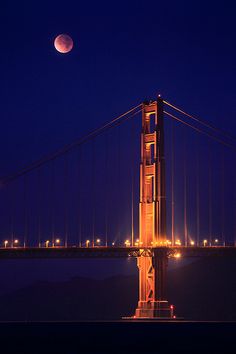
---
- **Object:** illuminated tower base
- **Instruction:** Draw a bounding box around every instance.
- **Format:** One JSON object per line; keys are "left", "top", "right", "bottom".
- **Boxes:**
{"left": 134, "top": 251, "right": 174, "bottom": 319}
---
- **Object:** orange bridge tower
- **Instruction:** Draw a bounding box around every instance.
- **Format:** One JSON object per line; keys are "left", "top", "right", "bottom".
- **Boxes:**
{"left": 134, "top": 97, "right": 173, "bottom": 318}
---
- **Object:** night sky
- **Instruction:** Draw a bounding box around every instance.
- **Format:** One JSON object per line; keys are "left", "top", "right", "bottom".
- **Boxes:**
{"left": 0, "top": 1, "right": 235, "bottom": 291}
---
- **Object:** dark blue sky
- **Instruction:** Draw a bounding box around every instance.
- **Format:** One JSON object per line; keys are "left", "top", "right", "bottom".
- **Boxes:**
{"left": 0, "top": 1, "right": 235, "bottom": 288}
{"left": 0, "top": 0, "right": 235, "bottom": 175}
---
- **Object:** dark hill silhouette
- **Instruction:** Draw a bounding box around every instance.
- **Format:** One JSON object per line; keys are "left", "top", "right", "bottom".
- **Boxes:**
{"left": 0, "top": 256, "right": 236, "bottom": 321}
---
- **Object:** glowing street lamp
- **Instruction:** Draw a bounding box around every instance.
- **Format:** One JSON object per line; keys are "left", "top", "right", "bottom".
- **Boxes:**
{"left": 203, "top": 239, "right": 208, "bottom": 247}
{"left": 4, "top": 240, "right": 8, "bottom": 248}
{"left": 96, "top": 238, "right": 101, "bottom": 246}
{"left": 124, "top": 239, "right": 131, "bottom": 247}
{"left": 174, "top": 252, "right": 181, "bottom": 259}
{"left": 214, "top": 239, "right": 219, "bottom": 245}
{"left": 190, "top": 241, "right": 195, "bottom": 246}
{"left": 86, "top": 240, "right": 90, "bottom": 248}
{"left": 55, "top": 239, "right": 61, "bottom": 246}
{"left": 13, "top": 239, "right": 19, "bottom": 247}
{"left": 175, "top": 239, "right": 181, "bottom": 246}
{"left": 45, "top": 240, "right": 50, "bottom": 248}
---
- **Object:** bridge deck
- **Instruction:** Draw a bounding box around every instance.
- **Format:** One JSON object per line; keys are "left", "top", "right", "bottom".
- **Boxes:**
{"left": 0, "top": 246, "right": 235, "bottom": 259}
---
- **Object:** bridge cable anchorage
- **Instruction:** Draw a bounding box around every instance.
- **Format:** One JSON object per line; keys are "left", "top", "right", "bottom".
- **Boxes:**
{"left": 163, "top": 100, "right": 236, "bottom": 143}
{"left": 164, "top": 111, "right": 236, "bottom": 150}
{"left": 0, "top": 104, "right": 143, "bottom": 186}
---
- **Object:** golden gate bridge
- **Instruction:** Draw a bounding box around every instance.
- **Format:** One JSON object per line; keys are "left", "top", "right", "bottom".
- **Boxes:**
{"left": 0, "top": 95, "right": 236, "bottom": 319}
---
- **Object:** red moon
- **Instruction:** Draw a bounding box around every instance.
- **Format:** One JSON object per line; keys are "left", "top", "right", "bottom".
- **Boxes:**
{"left": 54, "top": 34, "right": 73, "bottom": 53}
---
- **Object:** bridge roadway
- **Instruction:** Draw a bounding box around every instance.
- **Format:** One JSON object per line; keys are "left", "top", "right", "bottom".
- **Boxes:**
{"left": 0, "top": 246, "right": 236, "bottom": 259}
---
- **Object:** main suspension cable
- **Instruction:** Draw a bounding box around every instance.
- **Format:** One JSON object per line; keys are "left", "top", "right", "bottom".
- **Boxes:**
{"left": 164, "top": 111, "right": 236, "bottom": 150}
{"left": 1, "top": 104, "right": 143, "bottom": 185}
{"left": 164, "top": 100, "right": 236, "bottom": 143}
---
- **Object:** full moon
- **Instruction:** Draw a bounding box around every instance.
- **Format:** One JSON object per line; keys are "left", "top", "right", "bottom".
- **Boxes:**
{"left": 54, "top": 34, "right": 73, "bottom": 53}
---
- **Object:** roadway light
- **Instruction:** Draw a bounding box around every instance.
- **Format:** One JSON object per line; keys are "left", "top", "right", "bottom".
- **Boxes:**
{"left": 174, "top": 252, "right": 181, "bottom": 259}
{"left": 175, "top": 240, "right": 181, "bottom": 246}
{"left": 124, "top": 240, "right": 131, "bottom": 247}
{"left": 55, "top": 239, "right": 60, "bottom": 245}
{"left": 96, "top": 238, "right": 101, "bottom": 245}
{"left": 214, "top": 239, "right": 218, "bottom": 244}
{"left": 112, "top": 242, "right": 115, "bottom": 246}
{"left": 86, "top": 240, "right": 90, "bottom": 247}
{"left": 45, "top": 240, "right": 50, "bottom": 248}
{"left": 13, "top": 239, "right": 19, "bottom": 247}
{"left": 190, "top": 241, "right": 195, "bottom": 246}
{"left": 203, "top": 239, "right": 208, "bottom": 247}
{"left": 4, "top": 240, "right": 8, "bottom": 248}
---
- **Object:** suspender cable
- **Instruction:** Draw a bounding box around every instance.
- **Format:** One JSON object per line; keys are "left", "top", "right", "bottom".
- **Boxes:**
{"left": 183, "top": 130, "right": 188, "bottom": 246}
{"left": 196, "top": 146, "right": 200, "bottom": 246}
{"left": 64, "top": 154, "right": 68, "bottom": 247}
{"left": 77, "top": 147, "right": 82, "bottom": 247}
{"left": 208, "top": 143, "right": 212, "bottom": 246}
{"left": 10, "top": 184, "right": 14, "bottom": 247}
{"left": 234, "top": 159, "right": 236, "bottom": 247}
{"left": 171, "top": 119, "right": 175, "bottom": 246}
{"left": 92, "top": 139, "right": 95, "bottom": 248}
{"left": 131, "top": 115, "right": 135, "bottom": 247}
{"left": 131, "top": 175, "right": 134, "bottom": 247}
{"left": 221, "top": 149, "right": 225, "bottom": 246}
{"left": 117, "top": 126, "right": 121, "bottom": 245}
{"left": 51, "top": 160, "right": 55, "bottom": 247}
{"left": 105, "top": 133, "right": 108, "bottom": 247}
{"left": 37, "top": 169, "right": 41, "bottom": 247}
{"left": 24, "top": 175, "right": 28, "bottom": 248}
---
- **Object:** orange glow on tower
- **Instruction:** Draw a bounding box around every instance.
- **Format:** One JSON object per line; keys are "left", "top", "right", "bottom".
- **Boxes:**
{"left": 135, "top": 97, "right": 172, "bottom": 318}
{"left": 139, "top": 98, "right": 166, "bottom": 246}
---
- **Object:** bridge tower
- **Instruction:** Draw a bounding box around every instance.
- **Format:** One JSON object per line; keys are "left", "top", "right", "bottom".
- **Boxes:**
{"left": 135, "top": 97, "right": 173, "bottom": 318}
